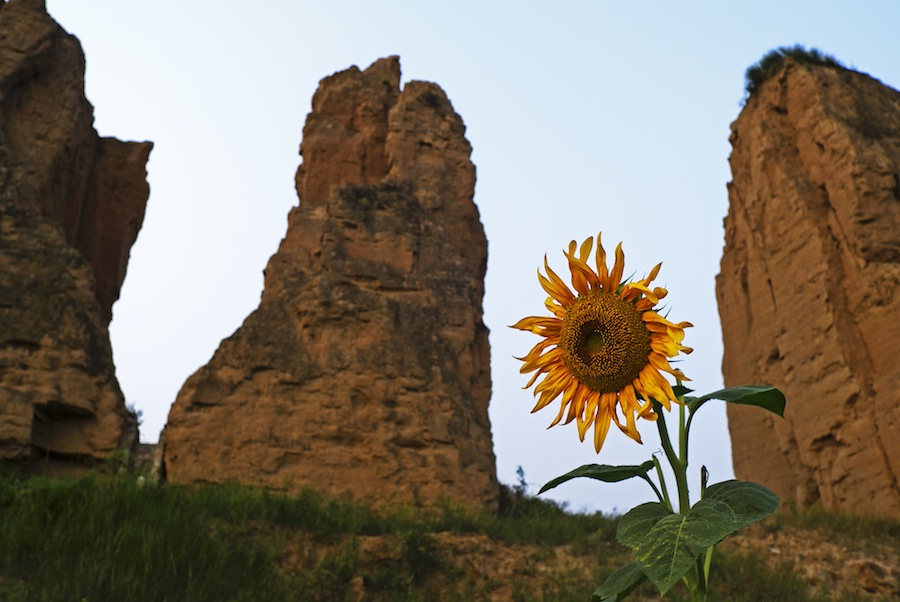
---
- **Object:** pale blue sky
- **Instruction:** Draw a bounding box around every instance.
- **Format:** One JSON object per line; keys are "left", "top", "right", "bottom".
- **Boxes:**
{"left": 47, "top": 1, "right": 900, "bottom": 514}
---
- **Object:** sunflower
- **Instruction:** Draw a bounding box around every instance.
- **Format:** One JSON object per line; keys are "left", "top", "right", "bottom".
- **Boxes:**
{"left": 511, "top": 234, "right": 692, "bottom": 453}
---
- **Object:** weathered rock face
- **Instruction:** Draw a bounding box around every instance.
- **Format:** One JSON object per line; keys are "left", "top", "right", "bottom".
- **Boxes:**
{"left": 0, "top": 0, "right": 151, "bottom": 465}
{"left": 717, "top": 60, "right": 900, "bottom": 516}
{"left": 163, "top": 57, "right": 498, "bottom": 509}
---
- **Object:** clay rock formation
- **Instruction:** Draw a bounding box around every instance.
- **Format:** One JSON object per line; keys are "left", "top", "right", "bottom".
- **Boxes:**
{"left": 0, "top": 0, "right": 151, "bottom": 465}
{"left": 163, "top": 57, "right": 498, "bottom": 509}
{"left": 717, "top": 59, "right": 900, "bottom": 516}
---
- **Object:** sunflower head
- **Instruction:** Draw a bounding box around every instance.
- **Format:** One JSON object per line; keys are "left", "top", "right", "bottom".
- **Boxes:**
{"left": 511, "top": 234, "right": 692, "bottom": 453}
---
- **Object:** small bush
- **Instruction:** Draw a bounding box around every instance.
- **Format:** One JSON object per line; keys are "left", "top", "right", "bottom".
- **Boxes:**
{"left": 744, "top": 45, "right": 844, "bottom": 99}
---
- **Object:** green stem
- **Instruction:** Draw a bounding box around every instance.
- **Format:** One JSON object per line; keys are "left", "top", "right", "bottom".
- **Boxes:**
{"left": 690, "top": 553, "right": 708, "bottom": 601}
{"left": 685, "top": 404, "right": 698, "bottom": 444}
{"left": 640, "top": 473, "right": 665, "bottom": 505}
{"left": 653, "top": 402, "right": 690, "bottom": 514}
{"left": 653, "top": 388, "right": 711, "bottom": 599}
{"left": 703, "top": 545, "right": 714, "bottom": 589}
{"left": 675, "top": 382, "right": 707, "bottom": 600}
{"left": 651, "top": 455, "right": 672, "bottom": 512}
{"left": 689, "top": 583, "right": 707, "bottom": 602}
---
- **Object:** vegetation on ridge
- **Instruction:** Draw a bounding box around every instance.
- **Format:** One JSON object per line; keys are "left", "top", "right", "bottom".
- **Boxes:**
{"left": 0, "top": 467, "right": 893, "bottom": 601}
{"left": 745, "top": 45, "right": 845, "bottom": 98}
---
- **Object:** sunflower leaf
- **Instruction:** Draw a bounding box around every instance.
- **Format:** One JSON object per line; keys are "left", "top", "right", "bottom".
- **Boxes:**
{"left": 538, "top": 461, "right": 656, "bottom": 494}
{"left": 629, "top": 510, "right": 723, "bottom": 594}
{"left": 688, "top": 385, "right": 786, "bottom": 417}
{"left": 616, "top": 502, "right": 670, "bottom": 549}
{"left": 672, "top": 384, "right": 694, "bottom": 398}
{"left": 592, "top": 562, "right": 647, "bottom": 601}
{"left": 617, "top": 481, "right": 780, "bottom": 595}
{"left": 703, "top": 479, "right": 780, "bottom": 527}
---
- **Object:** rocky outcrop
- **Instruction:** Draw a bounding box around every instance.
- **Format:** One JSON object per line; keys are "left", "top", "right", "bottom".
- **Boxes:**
{"left": 162, "top": 57, "right": 498, "bottom": 509}
{"left": 0, "top": 0, "right": 151, "bottom": 465}
{"left": 717, "top": 59, "right": 900, "bottom": 516}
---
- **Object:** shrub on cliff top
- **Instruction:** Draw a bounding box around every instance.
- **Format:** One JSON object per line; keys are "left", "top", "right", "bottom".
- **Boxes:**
{"left": 745, "top": 45, "right": 844, "bottom": 99}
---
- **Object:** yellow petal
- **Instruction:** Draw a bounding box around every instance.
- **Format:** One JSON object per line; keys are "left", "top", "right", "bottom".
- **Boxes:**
{"left": 580, "top": 236, "right": 593, "bottom": 261}
{"left": 563, "top": 242, "right": 599, "bottom": 294}
{"left": 635, "top": 369, "right": 670, "bottom": 410}
{"left": 607, "top": 243, "right": 625, "bottom": 292}
{"left": 548, "top": 394, "right": 570, "bottom": 427}
{"left": 650, "top": 334, "right": 679, "bottom": 357}
{"left": 624, "top": 409, "right": 642, "bottom": 444}
{"left": 619, "top": 384, "right": 640, "bottom": 414}
{"left": 594, "top": 232, "right": 609, "bottom": 287}
{"left": 543, "top": 255, "right": 576, "bottom": 305}
{"left": 565, "top": 258, "right": 593, "bottom": 295}
{"left": 645, "top": 262, "right": 662, "bottom": 284}
{"left": 576, "top": 403, "right": 594, "bottom": 440}
{"left": 592, "top": 408, "right": 613, "bottom": 453}
{"left": 635, "top": 298, "right": 655, "bottom": 311}
{"left": 544, "top": 297, "right": 568, "bottom": 318}
{"left": 510, "top": 316, "right": 560, "bottom": 334}
{"left": 538, "top": 270, "right": 573, "bottom": 305}
{"left": 628, "top": 281, "right": 659, "bottom": 304}
{"left": 564, "top": 398, "right": 579, "bottom": 426}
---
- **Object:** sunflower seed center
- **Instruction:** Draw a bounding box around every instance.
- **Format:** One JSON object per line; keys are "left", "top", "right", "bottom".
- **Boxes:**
{"left": 559, "top": 290, "right": 652, "bottom": 393}
{"left": 585, "top": 332, "right": 605, "bottom": 355}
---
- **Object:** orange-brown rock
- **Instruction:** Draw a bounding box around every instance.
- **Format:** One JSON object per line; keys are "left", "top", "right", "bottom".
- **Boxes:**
{"left": 717, "top": 60, "right": 900, "bottom": 516}
{"left": 0, "top": 0, "right": 151, "bottom": 465}
{"left": 162, "top": 57, "right": 498, "bottom": 509}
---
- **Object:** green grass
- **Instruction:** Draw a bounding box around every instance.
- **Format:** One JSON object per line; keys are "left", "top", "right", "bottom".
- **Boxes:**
{"left": 0, "top": 470, "right": 612, "bottom": 601}
{"left": 0, "top": 472, "right": 294, "bottom": 601}
{"left": 0, "top": 470, "right": 892, "bottom": 601}
{"left": 744, "top": 45, "right": 844, "bottom": 99}
{"left": 769, "top": 504, "right": 900, "bottom": 555}
{"left": 704, "top": 550, "right": 810, "bottom": 601}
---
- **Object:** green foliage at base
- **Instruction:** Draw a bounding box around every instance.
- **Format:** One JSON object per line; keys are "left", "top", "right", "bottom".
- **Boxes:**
{"left": 704, "top": 551, "right": 809, "bottom": 601}
{"left": 744, "top": 45, "right": 844, "bottom": 99}
{"left": 0, "top": 471, "right": 889, "bottom": 601}
{"left": 0, "top": 471, "right": 614, "bottom": 602}
{"left": 0, "top": 472, "right": 294, "bottom": 601}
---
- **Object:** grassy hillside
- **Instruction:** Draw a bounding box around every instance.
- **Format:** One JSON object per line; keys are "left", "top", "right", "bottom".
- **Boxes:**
{"left": 0, "top": 468, "right": 895, "bottom": 601}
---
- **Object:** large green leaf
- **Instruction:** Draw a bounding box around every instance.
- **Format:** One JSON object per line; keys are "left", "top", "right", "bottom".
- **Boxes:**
{"left": 616, "top": 481, "right": 780, "bottom": 594}
{"left": 538, "top": 461, "right": 655, "bottom": 494}
{"left": 592, "top": 562, "right": 647, "bottom": 601}
{"left": 616, "top": 502, "right": 671, "bottom": 549}
{"left": 628, "top": 507, "right": 726, "bottom": 594}
{"left": 703, "top": 480, "right": 780, "bottom": 527}
{"left": 687, "top": 385, "right": 785, "bottom": 417}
